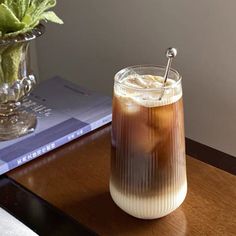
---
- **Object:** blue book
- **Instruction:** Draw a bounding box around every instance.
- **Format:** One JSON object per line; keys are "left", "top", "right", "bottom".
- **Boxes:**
{"left": 0, "top": 77, "right": 112, "bottom": 175}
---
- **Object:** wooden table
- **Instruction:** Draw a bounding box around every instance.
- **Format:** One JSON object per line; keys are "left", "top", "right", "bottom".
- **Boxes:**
{"left": 7, "top": 125, "right": 236, "bottom": 236}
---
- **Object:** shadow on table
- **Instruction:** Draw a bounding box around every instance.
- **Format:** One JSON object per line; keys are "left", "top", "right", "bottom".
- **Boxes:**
{"left": 64, "top": 192, "right": 188, "bottom": 236}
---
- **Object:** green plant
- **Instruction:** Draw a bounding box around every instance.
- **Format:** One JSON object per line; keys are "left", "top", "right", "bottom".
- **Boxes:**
{"left": 0, "top": 0, "right": 63, "bottom": 85}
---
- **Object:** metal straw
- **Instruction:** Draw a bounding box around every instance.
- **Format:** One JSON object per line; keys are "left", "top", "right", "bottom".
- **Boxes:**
{"left": 159, "top": 47, "right": 177, "bottom": 100}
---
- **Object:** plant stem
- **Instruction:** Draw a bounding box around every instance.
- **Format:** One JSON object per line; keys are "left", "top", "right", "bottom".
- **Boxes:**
{"left": 0, "top": 42, "right": 24, "bottom": 85}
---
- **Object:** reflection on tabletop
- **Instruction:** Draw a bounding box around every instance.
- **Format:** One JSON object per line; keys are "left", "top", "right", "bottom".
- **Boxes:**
{"left": 7, "top": 124, "right": 236, "bottom": 236}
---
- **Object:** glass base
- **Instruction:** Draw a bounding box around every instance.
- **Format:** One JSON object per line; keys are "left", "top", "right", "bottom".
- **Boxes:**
{"left": 110, "top": 181, "right": 187, "bottom": 219}
{"left": 0, "top": 111, "right": 37, "bottom": 141}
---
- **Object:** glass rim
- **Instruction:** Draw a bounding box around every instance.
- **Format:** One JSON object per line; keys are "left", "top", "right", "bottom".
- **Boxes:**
{"left": 0, "top": 24, "right": 45, "bottom": 46}
{"left": 114, "top": 65, "right": 182, "bottom": 91}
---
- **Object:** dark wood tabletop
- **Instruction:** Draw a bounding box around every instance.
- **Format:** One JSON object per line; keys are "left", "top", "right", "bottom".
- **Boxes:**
{"left": 7, "top": 125, "right": 236, "bottom": 236}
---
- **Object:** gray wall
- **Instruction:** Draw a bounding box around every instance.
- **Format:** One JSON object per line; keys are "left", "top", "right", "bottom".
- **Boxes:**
{"left": 36, "top": 0, "right": 236, "bottom": 156}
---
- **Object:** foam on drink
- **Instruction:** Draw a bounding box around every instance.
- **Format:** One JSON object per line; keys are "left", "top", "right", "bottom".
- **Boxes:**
{"left": 114, "top": 74, "right": 182, "bottom": 107}
{"left": 110, "top": 73, "right": 187, "bottom": 219}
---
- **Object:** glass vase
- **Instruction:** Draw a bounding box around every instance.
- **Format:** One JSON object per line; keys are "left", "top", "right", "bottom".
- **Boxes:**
{"left": 0, "top": 24, "right": 45, "bottom": 141}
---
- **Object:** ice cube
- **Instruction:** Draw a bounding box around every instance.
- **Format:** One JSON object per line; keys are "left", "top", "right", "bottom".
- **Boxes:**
{"left": 118, "top": 95, "right": 140, "bottom": 114}
{"left": 131, "top": 123, "right": 161, "bottom": 154}
{"left": 151, "top": 105, "right": 174, "bottom": 134}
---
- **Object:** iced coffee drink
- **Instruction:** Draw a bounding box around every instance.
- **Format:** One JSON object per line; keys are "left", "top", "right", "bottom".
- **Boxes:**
{"left": 110, "top": 66, "right": 187, "bottom": 219}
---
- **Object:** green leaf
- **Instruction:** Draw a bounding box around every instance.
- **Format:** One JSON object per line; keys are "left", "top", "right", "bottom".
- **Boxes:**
{"left": 0, "top": 46, "right": 7, "bottom": 84}
{"left": 22, "top": 0, "right": 63, "bottom": 28}
{"left": 3, "top": 0, "right": 19, "bottom": 19}
{"left": 39, "top": 11, "right": 63, "bottom": 24}
{"left": 21, "top": 0, "right": 31, "bottom": 17}
{"left": 2, "top": 0, "right": 28, "bottom": 20}
{"left": 0, "top": 61, "right": 4, "bottom": 84}
{"left": 0, "top": 3, "right": 25, "bottom": 34}
{"left": 16, "top": 0, "right": 31, "bottom": 20}
{"left": 21, "top": 14, "right": 33, "bottom": 26}
{"left": 32, "top": 0, "right": 56, "bottom": 10}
